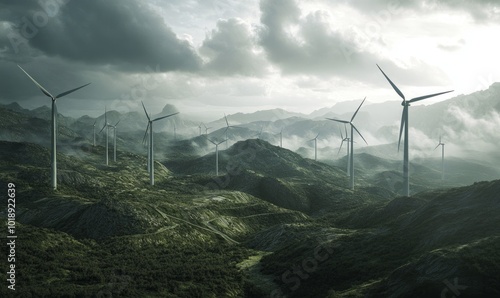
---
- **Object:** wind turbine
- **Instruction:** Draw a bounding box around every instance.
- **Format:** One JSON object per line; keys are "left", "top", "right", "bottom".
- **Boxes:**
{"left": 141, "top": 101, "right": 179, "bottom": 186}
{"left": 309, "top": 133, "right": 320, "bottom": 161}
{"left": 327, "top": 98, "right": 368, "bottom": 189}
{"left": 203, "top": 123, "right": 212, "bottom": 135}
{"left": 17, "top": 65, "right": 90, "bottom": 190}
{"left": 223, "top": 113, "right": 241, "bottom": 149}
{"left": 92, "top": 120, "right": 97, "bottom": 147}
{"left": 205, "top": 136, "right": 225, "bottom": 176}
{"left": 110, "top": 119, "right": 121, "bottom": 162}
{"left": 276, "top": 128, "right": 283, "bottom": 147}
{"left": 377, "top": 64, "right": 453, "bottom": 196}
{"left": 338, "top": 124, "right": 350, "bottom": 176}
{"left": 99, "top": 107, "right": 111, "bottom": 165}
{"left": 434, "top": 136, "right": 445, "bottom": 181}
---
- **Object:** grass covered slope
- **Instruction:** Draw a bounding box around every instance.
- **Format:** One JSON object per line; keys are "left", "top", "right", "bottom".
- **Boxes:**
{"left": 1, "top": 138, "right": 499, "bottom": 297}
{"left": 259, "top": 180, "right": 500, "bottom": 297}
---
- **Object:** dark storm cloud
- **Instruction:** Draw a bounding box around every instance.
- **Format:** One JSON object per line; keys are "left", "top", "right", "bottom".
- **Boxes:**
{"left": 258, "top": 0, "right": 449, "bottom": 86}
{"left": 200, "top": 18, "right": 267, "bottom": 76}
{"left": 1, "top": 0, "right": 202, "bottom": 72}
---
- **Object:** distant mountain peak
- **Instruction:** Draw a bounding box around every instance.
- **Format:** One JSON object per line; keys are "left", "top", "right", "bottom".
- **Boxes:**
{"left": 161, "top": 104, "right": 179, "bottom": 115}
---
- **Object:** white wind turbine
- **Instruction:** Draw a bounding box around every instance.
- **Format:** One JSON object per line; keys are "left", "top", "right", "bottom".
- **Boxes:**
{"left": 309, "top": 133, "right": 320, "bottom": 161}
{"left": 434, "top": 136, "right": 445, "bottom": 181}
{"left": 276, "top": 128, "right": 283, "bottom": 148}
{"left": 141, "top": 101, "right": 179, "bottom": 186}
{"left": 110, "top": 119, "right": 121, "bottom": 162}
{"left": 18, "top": 65, "right": 90, "bottom": 190}
{"left": 203, "top": 123, "right": 212, "bottom": 135}
{"left": 99, "top": 107, "right": 112, "bottom": 165}
{"left": 377, "top": 64, "right": 453, "bottom": 197}
{"left": 205, "top": 136, "right": 225, "bottom": 176}
{"left": 327, "top": 97, "right": 368, "bottom": 190}
{"left": 280, "top": 129, "right": 283, "bottom": 147}
{"left": 92, "top": 120, "right": 97, "bottom": 147}
{"left": 223, "top": 114, "right": 242, "bottom": 149}
{"left": 338, "top": 124, "right": 350, "bottom": 176}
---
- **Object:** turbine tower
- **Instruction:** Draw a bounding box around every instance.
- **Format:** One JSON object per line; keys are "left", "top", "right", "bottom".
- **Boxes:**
{"left": 223, "top": 114, "right": 239, "bottom": 149}
{"left": 377, "top": 64, "right": 453, "bottom": 197}
{"left": 205, "top": 137, "right": 225, "bottom": 175}
{"left": 338, "top": 124, "right": 350, "bottom": 176}
{"left": 434, "top": 136, "right": 445, "bottom": 181}
{"left": 99, "top": 107, "right": 111, "bottom": 165}
{"left": 279, "top": 129, "right": 283, "bottom": 147}
{"left": 327, "top": 97, "right": 368, "bottom": 189}
{"left": 92, "top": 120, "right": 97, "bottom": 147}
{"left": 142, "top": 124, "right": 150, "bottom": 173}
{"left": 110, "top": 119, "right": 121, "bottom": 162}
{"left": 309, "top": 133, "right": 320, "bottom": 161}
{"left": 141, "top": 101, "right": 179, "bottom": 186}
{"left": 18, "top": 65, "right": 90, "bottom": 190}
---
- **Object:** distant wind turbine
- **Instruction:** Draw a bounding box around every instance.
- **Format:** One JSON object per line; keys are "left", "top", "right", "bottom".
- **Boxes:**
{"left": 99, "top": 107, "right": 112, "bottom": 165}
{"left": 141, "top": 101, "right": 179, "bottom": 186}
{"left": 223, "top": 113, "right": 242, "bottom": 149}
{"left": 309, "top": 133, "right": 320, "bottom": 161}
{"left": 93, "top": 120, "right": 97, "bottom": 147}
{"left": 205, "top": 136, "right": 225, "bottom": 175}
{"left": 434, "top": 136, "right": 445, "bottom": 181}
{"left": 203, "top": 123, "right": 212, "bottom": 135}
{"left": 338, "top": 124, "right": 350, "bottom": 176}
{"left": 110, "top": 119, "right": 121, "bottom": 162}
{"left": 327, "top": 97, "right": 368, "bottom": 189}
{"left": 377, "top": 64, "right": 453, "bottom": 196}
{"left": 277, "top": 128, "right": 283, "bottom": 147}
{"left": 17, "top": 65, "right": 90, "bottom": 190}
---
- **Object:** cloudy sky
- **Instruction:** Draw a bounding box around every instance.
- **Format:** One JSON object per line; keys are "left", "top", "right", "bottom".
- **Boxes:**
{"left": 1, "top": 0, "right": 499, "bottom": 120}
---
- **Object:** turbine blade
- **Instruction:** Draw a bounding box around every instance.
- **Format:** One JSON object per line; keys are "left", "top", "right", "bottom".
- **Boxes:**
{"left": 376, "top": 64, "right": 405, "bottom": 101}
{"left": 17, "top": 65, "right": 55, "bottom": 99}
{"left": 344, "top": 124, "right": 348, "bottom": 139}
{"left": 224, "top": 114, "right": 229, "bottom": 127}
{"left": 398, "top": 107, "right": 406, "bottom": 152}
{"left": 141, "top": 101, "right": 151, "bottom": 121}
{"left": 114, "top": 119, "right": 121, "bottom": 126}
{"left": 142, "top": 122, "right": 150, "bottom": 144}
{"left": 408, "top": 90, "right": 454, "bottom": 103}
{"left": 204, "top": 135, "right": 217, "bottom": 145}
{"left": 153, "top": 112, "right": 179, "bottom": 122}
{"left": 326, "top": 118, "right": 349, "bottom": 124}
{"left": 339, "top": 126, "right": 344, "bottom": 140}
{"left": 434, "top": 143, "right": 440, "bottom": 150}
{"left": 351, "top": 97, "right": 366, "bottom": 122}
{"left": 315, "top": 133, "right": 320, "bottom": 139}
{"left": 352, "top": 124, "right": 368, "bottom": 145}
{"left": 55, "top": 83, "right": 91, "bottom": 99}
{"left": 99, "top": 123, "right": 106, "bottom": 133}
{"left": 337, "top": 140, "right": 344, "bottom": 155}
